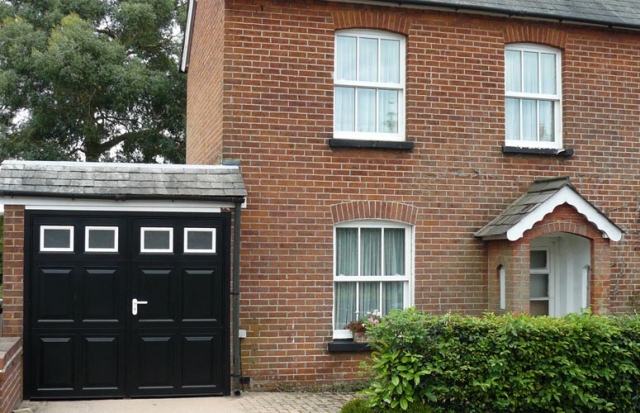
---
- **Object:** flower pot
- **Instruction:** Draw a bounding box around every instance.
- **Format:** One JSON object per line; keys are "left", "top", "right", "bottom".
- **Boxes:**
{"left": 353, "top": 332, "right": 367, "bottom": 343}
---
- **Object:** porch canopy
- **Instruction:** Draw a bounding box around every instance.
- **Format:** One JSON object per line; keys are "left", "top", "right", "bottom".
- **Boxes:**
{"left": 475, "top": 177, "right": 622, "bottom": 242}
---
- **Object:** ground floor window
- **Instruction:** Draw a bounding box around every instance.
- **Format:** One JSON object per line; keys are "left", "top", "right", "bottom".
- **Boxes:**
{"left": 333, "top": 221, "right": 413, "bottom": 338}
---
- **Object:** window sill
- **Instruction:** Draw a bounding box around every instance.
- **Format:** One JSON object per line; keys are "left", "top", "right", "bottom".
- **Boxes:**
{"left": 328, "top": 339, "right": 372, "bottom": 352}
{"left": 329, "top": 139, "right": 414, "bottom": 150}
{"left": 502, "top": 146, "right": 574, "bottom": 157}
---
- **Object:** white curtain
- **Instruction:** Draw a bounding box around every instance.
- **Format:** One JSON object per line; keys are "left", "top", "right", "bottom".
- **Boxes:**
{"left": 359, "top": 38, "right": 378, "bottom": 82}
{"left": 378, "top": 90, "right": 398, "bottom": 133}
{"left": 336, "top": 36, "right": 356, "bottom": 81}
{"left": 380, "top": 39, "right": 400, "bottom": 84}
{"left": 505, "top": 98, "right": 520, "bottom": 140}
{"left": 357, "top": 88, "right": 376, "bottom": 132}
{"left": 383, "top": 229, "right": 404, "bottom": 314}
{"left": 539, "top": 100, "right": 554, "bottom": 141}
{"left": 335, "top": 228, "right": 357, "bottom": 329}
{"left": 335, "top": 87, "right": 355, "bottom": 131}
{"left": 505, "top": 50, "right": 521, "bottom": 92}
{"left": 360, "top": 282, "right": 379, "bottom": 316}
{"left": 523, "top": 51, "right": 538, "bottom": 93}
{"left": 540, "top": 53, "right": 556, "bottom": 94}
{"left": 522, "top": 99, "right": 536, "bottom": 141}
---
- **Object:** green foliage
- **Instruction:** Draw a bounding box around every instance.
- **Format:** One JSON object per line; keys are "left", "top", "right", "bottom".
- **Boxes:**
{"left": 340, "top": 398, "right": 374, "bottom": 413}
{"left": 341, "top": 397, "right": 433, "bottom": 413}
{"left": 0, "top": 0, "right": 187, "bottom": 163}
{"left": 361, "top": 308, "right": 640, "bottom": 412}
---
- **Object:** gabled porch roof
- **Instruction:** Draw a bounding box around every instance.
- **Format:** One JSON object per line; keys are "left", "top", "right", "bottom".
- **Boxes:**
{"left": 475, "top": 177, "right": 623, "bottom": 242}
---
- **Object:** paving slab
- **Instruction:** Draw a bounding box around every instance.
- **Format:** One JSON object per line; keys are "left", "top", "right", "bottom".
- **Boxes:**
{"left": 18, "top": 392, "right": 354, "bottom": 413}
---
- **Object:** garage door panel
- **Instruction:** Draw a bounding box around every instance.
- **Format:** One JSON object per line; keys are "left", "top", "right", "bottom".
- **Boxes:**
{"left": 32, "top": 335, "right": 75, "bottom": 391}
{"left": 182, "top": 335, "right": 223, "bottom": 388}
{"left": 182, "top": 269, "right": 221, "bottom": 323}
{"left": 134, "top": 335, "right": 175, "bottom": 389}
{"left": 136, "top": 268, "right": 175, "bottom": 322}
{"left": 81, "top": 268, "right": 123, "bottom": 322}
{"left": 81, "top": 336, "right": 124, "bottom": 390}
{"left": 34, "top": 268, "right": 75, "bottom": 323}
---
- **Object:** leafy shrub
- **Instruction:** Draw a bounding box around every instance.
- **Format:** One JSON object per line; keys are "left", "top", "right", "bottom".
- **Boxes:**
{"left": 362, "top": 308, "right": 640, "bottom": 412}
{"left": 341, "top": 397, "right": 433, "bottom": 413}
{"left": 340, "top": 398, "right": 373, "bottom": 413}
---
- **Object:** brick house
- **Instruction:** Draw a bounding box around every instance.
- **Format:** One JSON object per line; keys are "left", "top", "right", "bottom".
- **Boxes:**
{"left": 181, "top": 0, "right": 640, "bottom": 391}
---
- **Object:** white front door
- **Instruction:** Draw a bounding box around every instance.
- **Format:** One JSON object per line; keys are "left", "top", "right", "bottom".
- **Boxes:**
{"left": 530, "top": 234, "right": 590, "bottom": 317}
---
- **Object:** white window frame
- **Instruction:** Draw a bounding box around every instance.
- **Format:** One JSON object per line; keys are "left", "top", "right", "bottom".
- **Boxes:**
{"left": 530, "top": 245, "right": 555, "bottom": 316}
{"left": 334, "top": 30, "right": 406, "bottom": 142}
{"left": 505, "top": 43, "right": 562, "bottom": 149}
{"left": 498, "top": 266, "right": 506, "bottom": 310}
{"left": 184, "top": 228, "right": 216, "bottom": 253}
{"left": 140, "top": 227, "right": 174, "bottom": 253}
{"left": 333, "top": 220, "right": 414, "bottom": 338}
{"left": 40, "top": 225, "right": 74, "bottom": 252}
{"left": 85, "top": 226, "right": 119, "bottom": 253}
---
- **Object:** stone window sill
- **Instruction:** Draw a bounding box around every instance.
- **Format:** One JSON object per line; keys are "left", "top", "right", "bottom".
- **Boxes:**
{"left": 329, "top": 139, "right": 414, "bottom": 150}
{"left": 502, "top": 146, "right": 574, "bottom": 156}
{"left": 327, "top": 339, "right": 372, "bottom": 352}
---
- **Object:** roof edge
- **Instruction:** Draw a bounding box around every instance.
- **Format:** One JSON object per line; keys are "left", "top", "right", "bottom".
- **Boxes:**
{"left": 335, "top": 0, "right": 640, "bottom": 31}
{"left": 1, "top": 160, "right": 239, "bottom": 171}
{"left": 0, "top": 189, "right": 245, "bottom": 204}
{"left": 505, "top": 186, "right": 623, "bottom": 242}
{"left": 180, "top": 0, "right": 197, "bottom": 73}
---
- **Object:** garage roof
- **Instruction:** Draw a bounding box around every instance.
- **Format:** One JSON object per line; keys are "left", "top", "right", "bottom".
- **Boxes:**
{"left": 0, "top": 160, "right": 247, "bottom": 202}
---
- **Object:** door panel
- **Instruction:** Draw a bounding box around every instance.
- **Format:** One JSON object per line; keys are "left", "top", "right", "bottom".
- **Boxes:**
{"left": 182, "top": 334, "right": 224, "bottom": 389}
{"left": 182, "top": 269, "right": 219, "bottom": 322}
{"left": 134, "top": 335, "right": 175, "bottom": 389}
{"left": 81, "top": 268, "right": 121, "bottom": 321}
{"left": 81, "top": 336, "right": 123, "bottom": 390}
{"left": 34, "top": 335, "right": 75, "bottom": 391}
{"left": 26, "top": 212, "right": 230, "bottom": 399}
{"left": 35, "top": 268, "right": 75, "bottom": 323}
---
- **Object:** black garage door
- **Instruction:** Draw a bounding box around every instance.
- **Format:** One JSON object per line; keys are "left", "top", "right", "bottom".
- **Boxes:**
{"left": 25, "top": 211, "right": 231, "bottom": 399}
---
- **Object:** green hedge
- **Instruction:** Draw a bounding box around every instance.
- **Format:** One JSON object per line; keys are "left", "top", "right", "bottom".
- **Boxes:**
{"left": 361, "top": 309, "right": 640, "bottom": 412}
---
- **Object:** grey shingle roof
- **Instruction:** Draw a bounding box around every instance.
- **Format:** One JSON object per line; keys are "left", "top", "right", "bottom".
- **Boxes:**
{"left": 474, "top": 177, "right": 622, "bottom": 240}
{"left": 374, "top": 0, "right": 640, "bottom": 29}
{"left": 0, "top": 160, "right": 246, "bottom": 201}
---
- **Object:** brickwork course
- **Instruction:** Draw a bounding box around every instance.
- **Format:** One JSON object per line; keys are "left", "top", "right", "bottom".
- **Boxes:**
{"left": 185, "top": 0, "right": 640, "bottom": 389}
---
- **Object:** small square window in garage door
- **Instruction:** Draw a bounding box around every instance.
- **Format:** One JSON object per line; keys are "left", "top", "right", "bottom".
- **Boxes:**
{"left": 140, "top": 227, "right": 173, "bottom": 253}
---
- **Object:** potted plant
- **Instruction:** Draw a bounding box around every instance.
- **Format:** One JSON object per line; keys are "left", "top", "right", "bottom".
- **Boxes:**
{"left": 346, "top": 310, "right": 382, "bottom": 342}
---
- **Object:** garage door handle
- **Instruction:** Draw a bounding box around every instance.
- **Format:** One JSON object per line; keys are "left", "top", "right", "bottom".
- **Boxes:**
{"left": 132, "top": 298, "right": 148, "bottom": 315}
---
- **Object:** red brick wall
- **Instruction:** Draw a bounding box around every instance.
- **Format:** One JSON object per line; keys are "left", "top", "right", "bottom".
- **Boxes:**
{"left": 186, "top": 0, "right": 225, "bottom": 164}
{"left": 187, "top": 0, "right": 640, "bottom": 387}
{"left": 3, "top": 206, "right": 24, "bottom": 338}
{"left": 0, "top": 338, "right": 23, "bottom": 413}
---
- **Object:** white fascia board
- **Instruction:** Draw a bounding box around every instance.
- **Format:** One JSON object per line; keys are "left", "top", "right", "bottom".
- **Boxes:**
{"left": 180, "top": 0, "right": 196, "bottom": 73}
{"left": 506, "top": 186, "right": 622, "bottom": 242}
{"left": 4, "top": 197, "right": 228, "bottom": 213}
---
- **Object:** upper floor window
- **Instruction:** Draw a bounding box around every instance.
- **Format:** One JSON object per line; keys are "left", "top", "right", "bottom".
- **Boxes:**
{"left": 505, "top": 44, "right": 562, "bottom": 149}
{"left": 334, "top": 30, "right": 406, "bottom": 141}
{"left": 333, "top": 221, "right": 413, "bottom": 338}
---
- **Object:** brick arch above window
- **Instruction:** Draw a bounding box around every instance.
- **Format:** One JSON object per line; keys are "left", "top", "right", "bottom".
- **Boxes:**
{"left": 332, "top": 10, "right": 411, "bottom": 35}
{"left": 503, "top": 25, "right": 568, "bottom": 49}
{"left": 331, "top": 201, "right": 418, "bottom": 225}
